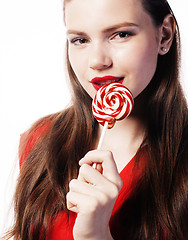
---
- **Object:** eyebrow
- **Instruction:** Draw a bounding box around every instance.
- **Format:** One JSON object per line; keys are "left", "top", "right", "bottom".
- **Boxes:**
{"left": 66, "top": 21, "right": 139, "bottom": 35}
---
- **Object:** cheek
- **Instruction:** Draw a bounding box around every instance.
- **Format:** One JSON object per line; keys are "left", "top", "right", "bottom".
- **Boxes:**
{"left": 68, "top": 49, "right": 95, "bottom": 99}
{"left": 133, "top": 47, "right": 158, "bottom": 77}
{"left": 68, "top": 46, "right": 95, "bottom": 95}
{"left": 68, "top": 48, "right": 81, "bottom": 76}
{"left": 114, "top": 42, "right": 158, "bottom": 96}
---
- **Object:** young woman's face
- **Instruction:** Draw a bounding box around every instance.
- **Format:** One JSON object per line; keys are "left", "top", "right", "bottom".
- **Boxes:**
{"left": 65, "top": 0, "right": 162, "bottom": 98}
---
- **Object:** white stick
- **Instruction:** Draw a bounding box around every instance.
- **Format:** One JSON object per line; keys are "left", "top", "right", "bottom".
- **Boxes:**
{"left": 97, "top": 121, "right": 108, "bottom": 150}
{"left": 93, "top": 121, "right": 108, "bottom": 169}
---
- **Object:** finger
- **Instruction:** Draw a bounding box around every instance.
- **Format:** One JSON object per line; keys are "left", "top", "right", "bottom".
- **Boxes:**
{"left": 96, "top": 163, "right": 103, "bottom": 173}
{"left": 69, "top": 178, "right": 111, "bottom": 206}
{"left": 66, "top": 191, "right": 79, "bottom": 213}
{"left": 79, "top": 150, "right": 122, "bottom": 189}
{"left": 77, "top": 164, "right": 104, "bottom": 185}
{"left": 69, "top": 178, "right": 108, "bottom": 198}
{"left": 66, "top": 191, "right": 99, "bottom": 215}
{"left": 77, "top": 164, "right": 121, "bottom": 201}
{"left": 69, "top": 178, "right": 96, "bottom": 194}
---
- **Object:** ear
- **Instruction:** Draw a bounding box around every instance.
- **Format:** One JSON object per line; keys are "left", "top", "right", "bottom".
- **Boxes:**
{"left": 158, "top": 14, "right": 176, "bottom": 55}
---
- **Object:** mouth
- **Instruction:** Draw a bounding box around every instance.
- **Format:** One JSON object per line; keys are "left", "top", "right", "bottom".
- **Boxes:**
{"left": 90, "top": 76, "right": 124, "bottom": 91}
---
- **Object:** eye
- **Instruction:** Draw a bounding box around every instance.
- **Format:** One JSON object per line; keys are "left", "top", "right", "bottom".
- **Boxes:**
{"left": 111, "top": 31, "right": 134, "bottom": 41}
{"left": 70, "top": 38, "right": 88, "bottom": 46}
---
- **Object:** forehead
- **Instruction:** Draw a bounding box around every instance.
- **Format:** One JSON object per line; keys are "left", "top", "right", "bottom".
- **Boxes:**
{"left": 64, "top": 0, "right": 150, "bottom": 29}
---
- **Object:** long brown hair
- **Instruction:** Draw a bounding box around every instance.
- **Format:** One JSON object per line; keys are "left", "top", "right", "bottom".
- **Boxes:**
{"left": 4, "top": 0, "right": 188, "bottom": 239}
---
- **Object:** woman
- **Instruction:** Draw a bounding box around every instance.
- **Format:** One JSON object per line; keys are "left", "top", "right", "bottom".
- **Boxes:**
{"left": 4, "top": 0, "right": 188, "bottom": 239}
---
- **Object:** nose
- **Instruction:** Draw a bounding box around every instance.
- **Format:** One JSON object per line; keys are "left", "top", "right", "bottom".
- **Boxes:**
{"left": 89, "top": 42, "right": 112, "bottom": 70}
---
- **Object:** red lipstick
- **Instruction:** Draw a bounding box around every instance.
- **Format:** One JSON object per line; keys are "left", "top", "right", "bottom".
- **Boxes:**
{"left": 90, "top": 76, "right": 124, "bottom": 91}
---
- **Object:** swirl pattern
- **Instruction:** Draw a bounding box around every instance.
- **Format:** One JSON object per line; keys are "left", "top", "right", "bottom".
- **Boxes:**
{"left": 92, "top": 83, "right": 134, "bottom": 129}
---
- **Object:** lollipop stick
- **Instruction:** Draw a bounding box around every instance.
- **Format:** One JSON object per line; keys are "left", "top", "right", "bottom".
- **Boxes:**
{"left": 93, "top": 121, "right": 108, "bottom": 169}
{"left": 97, "top": 121, "right": 108, "bottom": 150}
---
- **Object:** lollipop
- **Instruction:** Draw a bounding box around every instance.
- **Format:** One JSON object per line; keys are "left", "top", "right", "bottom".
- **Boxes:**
{"left": 92, "top": 82, "right": 134, "bottom": 149}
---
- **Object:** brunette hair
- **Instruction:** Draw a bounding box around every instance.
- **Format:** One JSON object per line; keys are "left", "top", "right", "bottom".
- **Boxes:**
{"left": 4, "top": 0, "right": 188, "bottom": 239}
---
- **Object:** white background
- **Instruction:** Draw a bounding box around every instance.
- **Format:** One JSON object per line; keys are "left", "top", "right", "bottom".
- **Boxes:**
{"left": 0, "top": 0, "right": 187, "bottom": 236}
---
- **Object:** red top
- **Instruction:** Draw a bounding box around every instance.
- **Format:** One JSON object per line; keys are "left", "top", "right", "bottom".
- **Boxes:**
{"left": 19, "top": 123, "right": 146, "bottom": 240}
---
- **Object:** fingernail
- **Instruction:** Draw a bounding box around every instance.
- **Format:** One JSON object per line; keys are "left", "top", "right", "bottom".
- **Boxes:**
{"left": 79, "top": 158, "right": 84, "bottom": 165}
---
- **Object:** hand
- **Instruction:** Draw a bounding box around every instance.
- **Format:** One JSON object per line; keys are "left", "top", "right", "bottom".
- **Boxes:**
{"left": 66, "top": 150, "right": 122, "bottom": 240}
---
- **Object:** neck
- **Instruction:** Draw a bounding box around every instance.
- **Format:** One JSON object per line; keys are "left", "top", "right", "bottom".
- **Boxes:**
{"left": 95, "top": 118, "right": 145, "bottom": 172}
{"left": 95, "top": 92, "right": 149, "bottom": 172}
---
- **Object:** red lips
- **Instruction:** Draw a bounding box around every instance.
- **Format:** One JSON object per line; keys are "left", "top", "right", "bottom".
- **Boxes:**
{"left": 90, "top": 76, "right": 124, "bottom": 90}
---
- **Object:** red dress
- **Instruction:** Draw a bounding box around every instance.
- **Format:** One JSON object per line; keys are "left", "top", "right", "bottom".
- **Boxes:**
{"left": 19, "top": 123, "right": 146, "bottom": 240}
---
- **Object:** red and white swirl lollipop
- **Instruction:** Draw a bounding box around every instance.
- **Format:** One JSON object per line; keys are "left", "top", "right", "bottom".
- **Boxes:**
{"left": 92, "top": 82, "right": 134, "bottom": 128}
{"left": 92, "top": 82, "right": 134, "bottom": 149}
